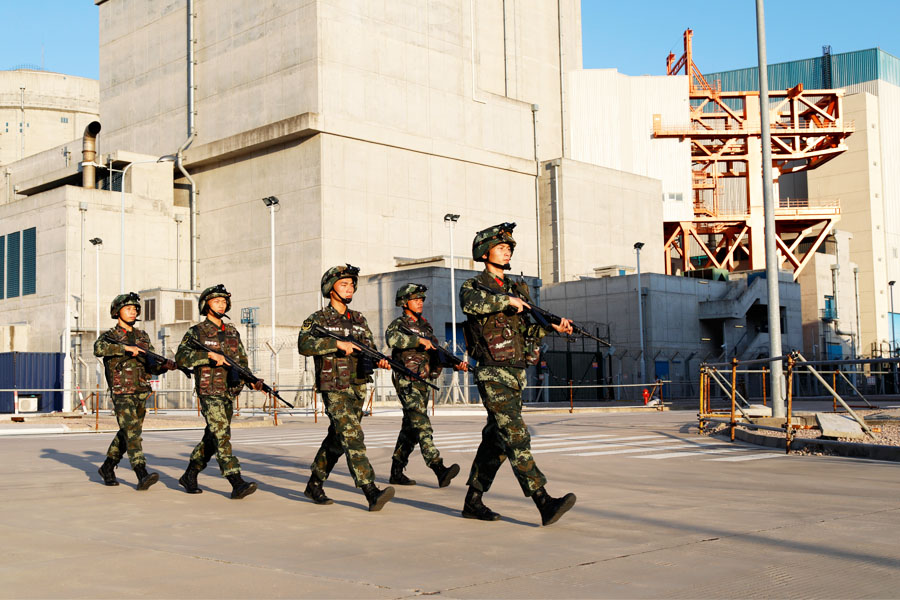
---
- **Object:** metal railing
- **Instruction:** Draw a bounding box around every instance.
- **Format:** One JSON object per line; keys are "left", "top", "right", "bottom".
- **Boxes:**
{"left": 698, "top": 354, "right": 900, "bottom": 452}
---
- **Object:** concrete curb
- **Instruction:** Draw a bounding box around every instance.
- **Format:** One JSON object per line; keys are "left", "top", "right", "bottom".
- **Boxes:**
{"left": 733, "top": 427, "right": 900, "bottom": 462}
{"left": 523, "top": 405, "right": 670, "bottom": 414}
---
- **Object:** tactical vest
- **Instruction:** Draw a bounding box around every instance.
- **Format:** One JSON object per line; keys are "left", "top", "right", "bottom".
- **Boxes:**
{"left": 103, "top": 327, "right": 153, "bottom": 395}
{"left": 192, "top": 322, "right": 243, "bottom": 396}
{"left": 464, "top": 273, "right": 533, "bottom": 369}
{"left": 391, "top": 316, "right": 441, "bottom": 380}
{"left": 314, "top": 309, "right": 372, "bottom": 391}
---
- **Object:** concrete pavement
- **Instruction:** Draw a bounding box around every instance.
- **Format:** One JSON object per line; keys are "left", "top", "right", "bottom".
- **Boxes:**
{"left": 2, "top": 411, "right": 899, "bottom": 598}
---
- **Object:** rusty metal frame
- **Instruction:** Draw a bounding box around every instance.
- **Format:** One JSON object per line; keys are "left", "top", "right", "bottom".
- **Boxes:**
{"left": 658, "top": 29, "right": 853, "bottom": 279}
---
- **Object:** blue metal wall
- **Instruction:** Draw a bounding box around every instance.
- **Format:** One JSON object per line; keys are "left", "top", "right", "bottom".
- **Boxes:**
{"left": 0, "top": 352, "right": 65, "bottom": 413}
{"left": 705, "top": 48, "right": 899, "bottom": 91}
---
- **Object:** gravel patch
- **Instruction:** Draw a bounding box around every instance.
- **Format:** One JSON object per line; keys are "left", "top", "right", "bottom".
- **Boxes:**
{"left": 702, "top": 409, "right": 900, "bottom": 456}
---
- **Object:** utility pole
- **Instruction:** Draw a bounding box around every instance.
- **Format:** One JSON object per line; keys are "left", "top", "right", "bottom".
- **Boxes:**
{"left": 445, "top": 213, "right": 461, "bottom": 403}
{"left": 634, "top": 242, "right": 646, "bottom": 384}
{"left": 756, "top": 0, "right": 785, "bottom": 417}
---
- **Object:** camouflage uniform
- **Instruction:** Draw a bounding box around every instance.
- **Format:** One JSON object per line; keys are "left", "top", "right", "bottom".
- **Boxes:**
{"left": 298, "top": 305, "right": 379, "bottom": 488}
{"left": 94, "top": 325, "right": 169, "bottom": 468}
{"left": 385, "top": 314, "right": 443, "bottom": 468}
{"left": 461, "top": 269, "right": 550, "bottom": 496}
{"left": 176, "top": 319, "right": 251, "bottom": 477}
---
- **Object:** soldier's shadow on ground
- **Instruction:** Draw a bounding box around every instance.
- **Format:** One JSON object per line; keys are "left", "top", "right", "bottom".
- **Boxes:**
{"left": 40, "top": 447, "right": 198, "bottom": 492}
{"left": 243, "top": 451, "right": 525, "bottom": 521}
{"left": 39, "top": 447, "right": 169, "bottom": 491}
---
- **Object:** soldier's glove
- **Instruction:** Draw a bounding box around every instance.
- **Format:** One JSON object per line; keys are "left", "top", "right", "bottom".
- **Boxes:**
{"left": 165, "top": 360, "right": 177, "bottom": 371}
{"left": 251, "top": 379, "right": 265, "bottom": 392}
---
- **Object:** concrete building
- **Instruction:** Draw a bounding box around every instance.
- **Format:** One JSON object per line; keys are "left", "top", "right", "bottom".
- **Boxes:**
{"left": 706, "top": 48, "right": 900, "bottom": 357}
{"left": 0, "top": 1, "right": 794, "bottom": 410}
{"left": 541, "top": 271, "right": 802, "bottom": 400}
{"left": 796, "top": 231, "right": 860, "bottom": 361}
{"left": 0, "top": 69, "right": 100, "bottom": 170}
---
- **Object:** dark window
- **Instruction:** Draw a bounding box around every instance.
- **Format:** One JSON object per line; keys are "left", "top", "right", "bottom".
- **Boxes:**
{"left": 22, "top": 228, "right": 35, "bottom": 296}
{"left": 144, "top": 298, "right": 156, "bottom": 321}
{"left": 0, "top": 235, "right": 5, "bottom": 300}
{"left": 7, "top": 231, "right": 20, "bottom": 298}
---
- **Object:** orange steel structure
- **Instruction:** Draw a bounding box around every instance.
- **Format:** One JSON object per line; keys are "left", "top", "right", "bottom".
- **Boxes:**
{"left": 655, "top": 30, "right": 854, "bottom": 280}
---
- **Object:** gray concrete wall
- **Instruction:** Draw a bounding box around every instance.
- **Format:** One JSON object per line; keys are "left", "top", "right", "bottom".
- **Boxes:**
{"left": 0, "top": 171, "right": 187, "bottom": 353}
{"left": 807, "top": 92, "right": 888, "bottom": 355}
{"left": 565, "top": 69, "right": 693, "bottom": 223}
{"left": 797, "top": 230, "right": 861, "bottom": 359}
{"left": 0, "top": 70, "right": 99, "bottom": 167}
{"left": 538, "top": 158, "right": 664, "bottom": 282}
{"left": 540, "top": 272, "right": 802, "bottom": 394}
{"left": 98, "top": 0, "right": 319, "bottom": 157}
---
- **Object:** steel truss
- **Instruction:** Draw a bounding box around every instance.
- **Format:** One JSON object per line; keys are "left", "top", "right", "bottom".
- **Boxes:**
{"left": 656, "top": 30, "right": 853, "bottom": 279}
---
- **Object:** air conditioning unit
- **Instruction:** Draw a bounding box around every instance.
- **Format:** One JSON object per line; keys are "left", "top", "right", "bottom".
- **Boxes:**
{"left": 18, "top": 396, "right": 38, "bottom": 412}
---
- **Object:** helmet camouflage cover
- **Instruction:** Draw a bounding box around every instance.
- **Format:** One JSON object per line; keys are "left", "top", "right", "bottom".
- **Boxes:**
{"left": 110, "top": 292, "right": 141, "bottom": 319}
{"left": 199, "top": 283, "right": 232, "bottom": 315}
{"left": 321, "top": 264, "right": 360, "bottom": 297}
{"left": 395, "top": 283, "right": 427, "bottom": 307}
{"left": 472, "top": 222, "right": 516, "bottom": 262}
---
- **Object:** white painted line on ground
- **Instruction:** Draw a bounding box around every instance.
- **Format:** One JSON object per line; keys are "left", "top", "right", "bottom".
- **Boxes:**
{"left": 570, "top": 443, "right": 707, "bottom": 457}
{"left": 631, "top": 447, "right": 747, "bottom": 459}
{"left": 533, "top": 438, "right": 673, "bottom": 454}
{"left": 706, "top": 452, "right": 785, "bottom": 462}
{"left": 0, "top": 427, "right": 67, "bottom": 436}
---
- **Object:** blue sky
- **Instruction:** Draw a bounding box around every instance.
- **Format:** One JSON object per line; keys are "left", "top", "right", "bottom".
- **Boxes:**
{"left": 1, "top": 1, "right": 898, "bottom": 80}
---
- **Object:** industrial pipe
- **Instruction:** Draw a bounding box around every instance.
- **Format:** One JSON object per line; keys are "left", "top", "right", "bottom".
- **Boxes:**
{"left": 81, "top": 121, "right": 102, "bottom": 189}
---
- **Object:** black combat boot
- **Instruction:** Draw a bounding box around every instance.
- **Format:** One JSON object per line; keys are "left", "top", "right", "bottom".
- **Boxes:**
{"left": 389, "top": 460, "right": 416, "bottom": 486}
{"left": 98, "top": 458, "right": 119, "bottom": 486}
{"left": 361, "top": 483, "right": 395, "bottom": 512}
{"left": 461, "top": 486, "right": 501, "bottom": 521}
{"left": 133, "top": 465, "right": 159, "bottom": 491}
{"left": 178, "top": 464, "right": 203, "bottom": 494}
{"left": 303, "top": 473, "right": 334, "bottom": 505}
{"left": 531, "top": 486, "right": 577, "bottom": 526}
{"left": 226, "top": 473, "right": 258, "bottom": 499}
{"left": 430, "top": 460, "right": 460, "bottom": 488}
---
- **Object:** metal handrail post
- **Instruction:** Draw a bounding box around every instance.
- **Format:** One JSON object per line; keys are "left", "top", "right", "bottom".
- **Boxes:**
{"left": 786, "top": 355, "right": 794, "bottom": 453}
{"left": 731, "top": 357, "right": 738, "bottom": 442}
{"left": 698, "top": 368, "right": 706, "bottom": 432}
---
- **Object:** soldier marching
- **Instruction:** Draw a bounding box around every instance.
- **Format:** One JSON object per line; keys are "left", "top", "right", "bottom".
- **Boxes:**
{"left": 95, "top": 292, "right": 177, "bottom": 490}
{"left": 385, "top": 283, "right": 462, "bottom": 488}
{"left": 88, "top": 224, "right": 577, "bottom": 526}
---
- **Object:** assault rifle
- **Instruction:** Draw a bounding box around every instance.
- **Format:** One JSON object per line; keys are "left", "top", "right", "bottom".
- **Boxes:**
{"left": 397, "top": 324, "right": 478, "bottom": 373}
{"left": 472, "top": 281, "right": 613, "bottom": 348}
{"left": 185, "top": 338, "right": 294, "bottom": 408}
{"left": 99, "top": 332, "right": 193, "bottom": 378}
{"left": 310, "top": 324, "right": 439, "bottom": 391}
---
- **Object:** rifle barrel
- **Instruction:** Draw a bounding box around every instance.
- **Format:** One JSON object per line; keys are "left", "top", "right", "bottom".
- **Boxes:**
{"left": 312, "top": 325, "right": 439, "bottom": 390}
{"left": 472, "top": 282, "right": 612, "bottom": 347}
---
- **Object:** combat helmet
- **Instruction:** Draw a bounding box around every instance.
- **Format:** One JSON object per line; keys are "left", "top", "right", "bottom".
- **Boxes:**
{"left": 321, "top": 264, "right": 360, "bottom": 298}
{"left": 110, "top": 292, "right": 141, "bottom": 319}
{"left": 472, "top": 222, "right": 516, "bottom": 262}
{"left": 199, "top": 283, "right": 232, "bottom": 316}
{"left": 395, "top": 283, "right": 427, "bottom": 307}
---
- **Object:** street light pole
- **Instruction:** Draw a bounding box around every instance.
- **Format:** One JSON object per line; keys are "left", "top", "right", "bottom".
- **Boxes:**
{"left": 90, "top": 237, "right": 103, "bottom": 387}
{"left": 120, "top": 156, "right": 175, "bottom": 293}
{"left": 756, "top": 0, "right": 785, "bottom": 417}
{"left": 634, "top": 242, "right": 646, "bottom": 384}
{"left": 890, "top": 280, "right": 897, "bottom": 392}
{"left": 263, "top": 196, "right": 280, "bottom": 386}
{"left": 890, "top": 281, "right": 896, "bottom": 356}
{"left": 78, "top": 202, "right": 87, "bottom": 392}
{"left": 445, "top": 213, "right": 460, "bottom": 403}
